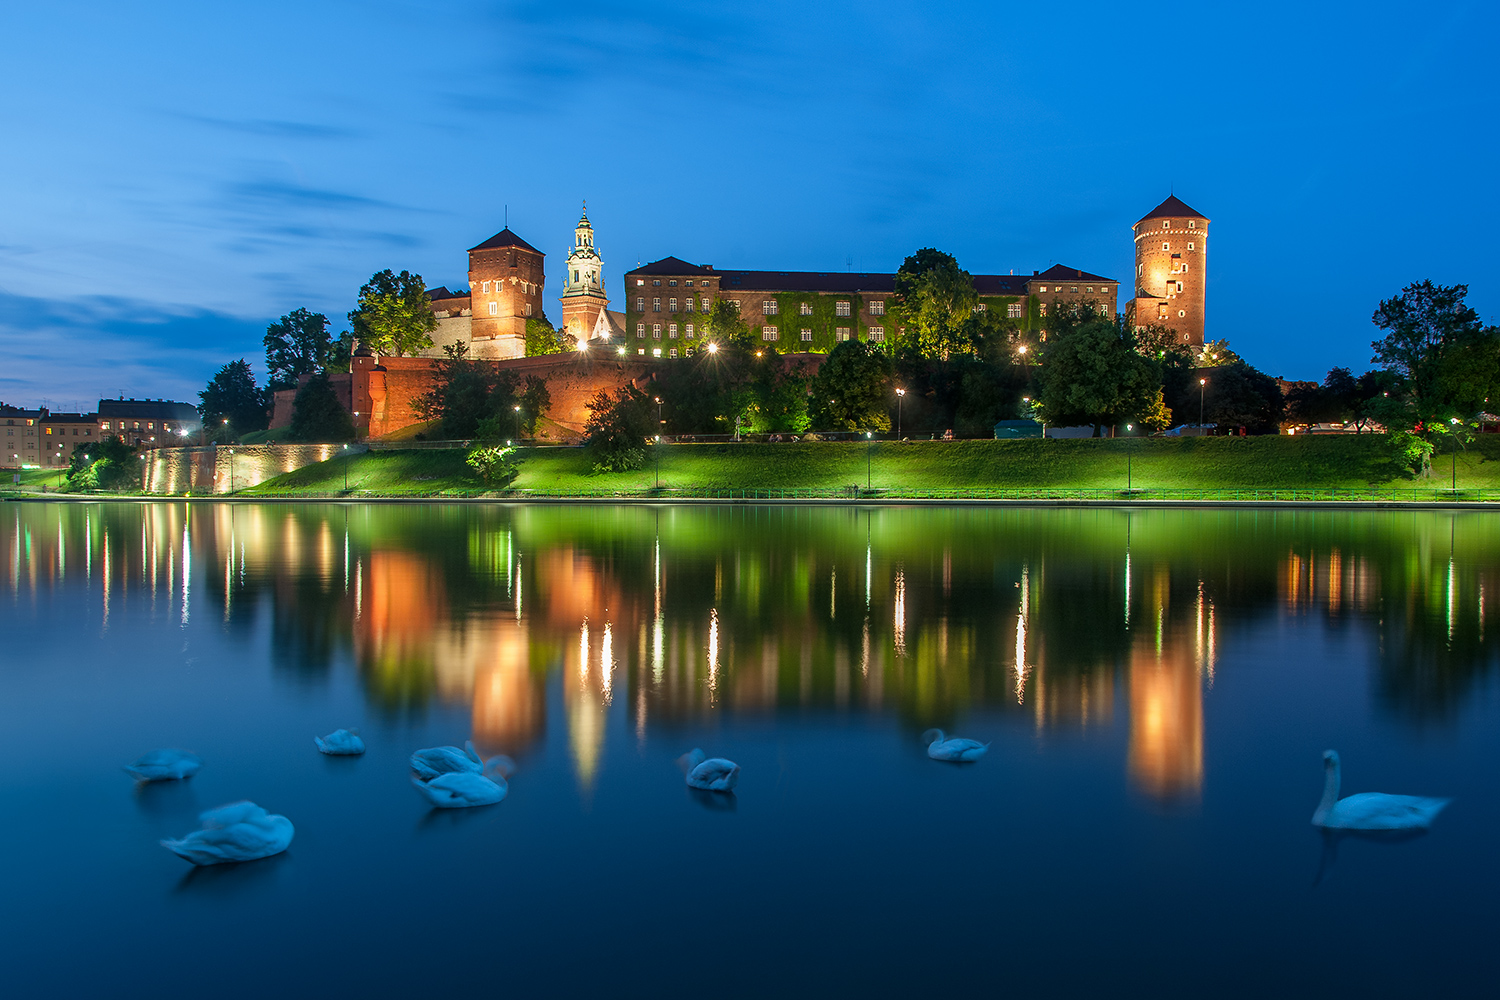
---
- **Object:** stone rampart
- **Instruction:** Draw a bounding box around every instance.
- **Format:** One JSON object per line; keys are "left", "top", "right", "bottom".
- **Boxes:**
{"left": 141, "top": 444, "right": 366, "bottom": 494}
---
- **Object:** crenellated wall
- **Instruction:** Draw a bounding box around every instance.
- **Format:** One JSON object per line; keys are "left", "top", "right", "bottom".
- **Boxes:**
{"left": 141, "top": 444, "right": 367, "bottom": 494}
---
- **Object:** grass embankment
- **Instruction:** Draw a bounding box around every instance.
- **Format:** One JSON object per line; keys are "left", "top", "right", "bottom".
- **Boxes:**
{"left": 0, "top": 468, "right": 67, "bottom": 496}
{"left": 239, "top": 435, "right": 1500, "bottom": 499}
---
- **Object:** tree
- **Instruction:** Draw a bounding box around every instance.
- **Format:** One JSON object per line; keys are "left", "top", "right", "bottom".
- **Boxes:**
{"left": 809, "top": 339, "right": 894, "bottom": 431}
{"left": 466, "top": 445, "right": 521, "bottom": 487}
{"left": 1038, "top": 313, "right": 1159, "bottom": 435}
{"left": 583, "top": 384, "right": 655, "bottom": 472}
{"left": 415, "top": 343, "right": 544, "bottom": 440}
{"left": 65, "top": 435, "right": 138, "bottom": 491}
{"left": 198, "top": 359, "right": 268, "bottom": 436}
{"left": 745, "top": 355, "right": 813, "bottom": 433}
{"left": 1202, "top": 362, "right": 1283, "bottom": 433}
{"left": 891, "top": 248, "right": 978, "bottom": 359}
{"left": 524, "top": 317, "right": 576, "bottom": 356}
{"left": 348, "top": 270, "right": 437, "bottom": 357}
{"left": 264, "top": 308, "right": 332, "bottom": 390}
{"left": 1371, "top": 280, "right": 1498, "bottom": 431}
{"left": 703, "top": 299, "right": 754, "bottom": 351}
{"left": 519, "top": 375, "right": 551, "bottom": 435}
{"left": 326, "top": 331, "right": 356, "bottom": 374}
{"left": 287, "top": 373, "right": 355, "bottom": 442}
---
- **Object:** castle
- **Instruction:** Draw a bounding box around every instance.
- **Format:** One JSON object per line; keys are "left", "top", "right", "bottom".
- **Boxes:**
{"left": 1128, "top": 195, "right": 1209, "bottom": 346}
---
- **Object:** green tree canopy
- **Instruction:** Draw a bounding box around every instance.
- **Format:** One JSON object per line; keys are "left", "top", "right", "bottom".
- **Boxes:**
{"left": 892, "top": 248, "right": 978, "bottom": 359}
{"left": 1037, "top": 312, "right": 1159, "bottom": 435}
{"left": 703, "top": 299, "right": 754, "bottom": 351}
{"left": 349, "top": 269, "right": 437, "bottom": 357}
{"left": 198, "top": 359, "right": 269, "bottom": 436}
{"left": 809, "top": 339, "right": 894, "bottom": 432}
{"left": 1371, "top": 280, "right": 1499, "bottom": 431}
{"left": 583, "top": 384, "right": 655, "bottom": 472}
{"left": 1201, "top": 361, "right": 1284, "bottom": 433}
{"left": 525, "top": 316, "right": 576, "bottom": 356}
{"left": 287, "top": 373, "right": 355, "bottom": 442}
{"left": 65, "top": 434, "right": 139, "bottom": 492}
{"left": 416, "top": 343, "right": 550, "bottom": 440}
{"left": 264, "top": 308, "right": 332, "bottom": 390}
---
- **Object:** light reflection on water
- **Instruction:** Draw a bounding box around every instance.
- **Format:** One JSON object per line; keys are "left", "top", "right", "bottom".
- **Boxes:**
{"left": 4, "top": 502, "right": 1500, "bottom": 997}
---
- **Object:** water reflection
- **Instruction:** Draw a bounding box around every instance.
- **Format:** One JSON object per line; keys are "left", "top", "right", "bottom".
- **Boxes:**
{"left": 8, "top": 503, "right": 1500, "bottom": 802}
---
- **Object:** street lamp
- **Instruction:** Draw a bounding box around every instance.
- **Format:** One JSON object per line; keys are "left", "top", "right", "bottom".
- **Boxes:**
{"left": 654, "top": 434, "right": 661, "bottom": 489}
{"left": 1198, "top": 378, "right": 1207, "bottom": 430}
{"left": 1451, "top": 417, "right": 1461, "bottom": 490}
{"left": 342, "top": 443, "right": 349, "bottom": 491}
{"left": 655, "top": 396, "right": 663, "bottom": 433}
{"left": 514, "top": 405, "right": 522, "bottom": 442}
{"left": 866, "top": 430, "right": 873, "bottom": 491}
{"left": 895, "top": 387, "right": 905, "bottom": 439}
{"left": 706, "top": 342, "right": 719, "bottom": 354}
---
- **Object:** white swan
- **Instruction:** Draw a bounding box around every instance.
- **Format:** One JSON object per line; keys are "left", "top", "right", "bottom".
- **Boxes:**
{"left": 412, "top": 756, "right": 515, "bottom": 809}
{"left": 1312, "top": 750, "right": 1451, "bottom": 830}
{"left": 679, "top": 749, "right": 740, "bottom": 792}
{"left": 125, "top": 748, "right": 203, "bottom": 782}
{"left": 161, "top": 801, "right": 294, "bottom": 865}
{"left": 922, "top": 729, "right": 989, "bottom": 762}
{"left": 409, "top": 741, "right": 484, "bottom": 780}
{"left": 314, "top": 728, "right": 366, "bottom": 755}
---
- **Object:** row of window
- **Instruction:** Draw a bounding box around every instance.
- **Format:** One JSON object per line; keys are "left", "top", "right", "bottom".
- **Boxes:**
{"left": 638, "top": 278, "right": 712, "bottom": 288}
{"left": 1036, "top": 284, "right": 1113, "bottom": 294}
{"left": 638, "top": 323, "right": 699, "bottom": 338}
{"left": 1158, "top": 220, "right": 1198, "bottom": 229}
{"left": 1156, "top": 242, "right": 1196, "bottom": 251}
{"left": 760, "top": 326, "right": 885, "bottom": 342}
{"left": 485, "top": 302, "right": 534, "bottom": 316}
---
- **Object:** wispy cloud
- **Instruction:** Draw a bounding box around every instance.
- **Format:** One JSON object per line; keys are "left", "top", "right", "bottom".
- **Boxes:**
{"left": 174, "top": 113, "right": 358, "bottom": 140}
{"left": 224, "top": 180, "right": 402, "bottom": 211}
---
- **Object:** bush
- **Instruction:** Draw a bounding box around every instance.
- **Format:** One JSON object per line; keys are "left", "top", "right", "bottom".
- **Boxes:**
{"left": 288, "top": 373, "right": 356, "bottom": 442}
{"left": 65, "top": 436, "right": 139, "bottom": 492}
{"left": 465, "top": 445, "right": 521, "bottom": 487}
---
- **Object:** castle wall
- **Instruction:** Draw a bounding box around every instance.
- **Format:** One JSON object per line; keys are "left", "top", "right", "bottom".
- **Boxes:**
{"left": 140, "top": 443, "right": 367, "bottom": 494}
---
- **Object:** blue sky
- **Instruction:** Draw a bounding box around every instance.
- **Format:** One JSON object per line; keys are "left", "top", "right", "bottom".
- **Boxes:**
{"left": 2, "top": 0, "right": 1496, "bottom": 408}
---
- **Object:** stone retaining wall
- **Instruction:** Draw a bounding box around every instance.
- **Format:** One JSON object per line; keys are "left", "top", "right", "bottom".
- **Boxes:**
{"left": 141, "top": 444, "right": 367, "bottom": 494}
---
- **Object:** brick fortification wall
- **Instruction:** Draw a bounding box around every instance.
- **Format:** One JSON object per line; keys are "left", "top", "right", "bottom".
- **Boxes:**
{"left": 141, "top": 444, "right": 367, "bottom": 494}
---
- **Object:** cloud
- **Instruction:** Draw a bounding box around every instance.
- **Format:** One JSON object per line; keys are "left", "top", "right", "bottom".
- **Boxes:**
{"left": 0, "top": 291, "right": 267, "bottom": 409}
{"left": 224, "top": 180, "right": 401, "bottom": 212}
{"left": 174, "top": 113, "right": 358, "bottom": 140}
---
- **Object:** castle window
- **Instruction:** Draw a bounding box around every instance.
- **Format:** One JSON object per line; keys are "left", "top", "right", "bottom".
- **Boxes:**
{"left": 870, "top": 300, "right": 885, "bottom": 316}
{"left": 1039, "top": 286, "right": 1047, "bottom": 292}
{"left": 1162, "top": 243, "right": 1170, "bottom": 251}
{"left": 1176, "top": 282, "right": 1184, "bottom": 292}
{"left": 1086, "top": 287, "right": 1093, "bottom": 293}
{"left": 653, "top": 348, "right": 662, "bottom": 357}
{"left": 763, "top": 300, "right": 778, "bottom": 315}
{"left": 1137, "top": 264, "right": 1143, "bottom": 276}
{"left": 1070, "top": 287, "right": 1078, "bottom": 293}
{"left": 1163, "top": 221, "right": 1170, "bottom": 229}
{"left": 636, "top": 297, "right": 644, "bottom": 311}
{"left": 1039, "top": 303, "right": 1047, "bottom": 316}
{"left": 836, "top": 327, "right": 851, "bottom": 341}
{"left": 652, "top": 298, "right": 661, "bottom": 312}
{"left": 637, "top": 324, "right": 645, "bottom": 338}
{"left": 685, "top": 280, "right": 694, "bottom": 287}
{"left": 801, "top": 329, "right": 813, "bottom": 341}
{"left": 1179, "top": 310, "right": 1186, "bottom": 317}
{"left": 572, "top": 270, "right": 578, "bottom": 283}
{"left": 653, "top": 324, "right": 662, "bottom": 338}
{"left": 1188, "top": 242, "right": 1195, "bottom": 250}
{"left": 637, "top": 279, "right": 644, "bottom": 286}
{"left": 868, "top": 327, "right": 885, "bottom": 342}
{"left": 653, "top": 280, "right": 661, "bottom": 286}
{"left": 1007, "top": 302, "right": 1023, "bottom": 318}
{"left": 702, "top": 297, "right": 712, "bottom": 311}
{"left": 1181, "top": 262, "right": 1190, "bottom": 272}
{"left": 669, "top": 324, "right": 678, "bottom": 338}
{"left": 685, "top": 298, "right": 695, "bottom": 312}
{"left": 973, "top": 303, "right": 987, "bottom": 312}
{"left": 669, "top": 298, "right": 678, "bottom": 312}
{"left": 762, "top": 325, "right": 779, "bottom": 341}
{"left": 835, "top": 301, "right": 851, "bottom": 317}
{"left": 1188, "top": 221, "right": 1196, "bottom": 228}
{"left": 669, "top": 348, "right": 678, "bottom": 358}
{"left": 525, "top": 304, "right": 532, "bottom": 316}
{"left": 799, "top": 302, "right": 813, "bottom": 316}
{"left": 685, "top": 324, "right": 695, "bottom": 338}
{"left": 668, "top": 280, "right": 677, "bottom": 286}
{"left": 482, "top": 281, "right": 491, "bottom": 292}
{"left": 489, "top": 302, "right": 498, "bottom": 316}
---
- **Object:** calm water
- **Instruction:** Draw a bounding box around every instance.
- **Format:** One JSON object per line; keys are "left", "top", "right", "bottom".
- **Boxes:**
{"left": 3, "top": 502, "right": 1500, "bottom": 998}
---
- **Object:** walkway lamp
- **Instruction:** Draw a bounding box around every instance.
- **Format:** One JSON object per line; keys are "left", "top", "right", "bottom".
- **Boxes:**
{"left": 654, "top": 434, "right": 661, "bottom": 489}
{"left": 655, "top": 396, "right": 663, "bottom": 433}
{"left": 895, "top": 387, "right": 905, "bottom": 439}
{"left": 342, "top": 443, "right": 349, "bottom": 491}
{"left": 1451, "top": 417, "right": 1461, "bottom": 490}
{"left": 706, "top": 342, "right": 719, "bottom": 354}
{"left": 866, "top": 430, "right": 873, "bottom": 491}
{"left": 514, "top": 405, "right": 522, "bottom": 442}
{"left": 1199, "top": 378, "right": 1207, "bottom": 429}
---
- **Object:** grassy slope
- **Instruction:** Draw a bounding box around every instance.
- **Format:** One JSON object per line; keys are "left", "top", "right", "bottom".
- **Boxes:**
{"left": 240, "top": 435, "right": 1500, "bottom": 496}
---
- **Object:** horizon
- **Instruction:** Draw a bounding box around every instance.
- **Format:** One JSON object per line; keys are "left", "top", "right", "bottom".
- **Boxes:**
{"left": 2, "top": 0, "right": 1497, "bottom": 408}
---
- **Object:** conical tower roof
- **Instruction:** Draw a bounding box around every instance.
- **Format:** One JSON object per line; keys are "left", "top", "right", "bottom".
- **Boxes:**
{"left": 1137, "top": 195, "right": 1208, "bottom": 225}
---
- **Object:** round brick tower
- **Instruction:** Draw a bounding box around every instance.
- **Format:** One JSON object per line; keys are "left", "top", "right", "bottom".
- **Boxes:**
{"left": 1131, "top": 195, "right": 1208, "bottom": 346}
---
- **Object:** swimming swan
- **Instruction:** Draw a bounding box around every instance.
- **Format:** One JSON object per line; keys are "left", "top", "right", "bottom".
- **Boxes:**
{"left": 922, "top": 729, "right": 989, "bottom": 762}
{"left": 411, "top": 755, "right": 515, "bottom": 809}
{"left": 1312, "top": 750, "right": 1451, "bottom": 830}
{"left": 161, "top": 801, "right": 294, "bottom": 865}
{"left": 678, "top": 749, "right": 740, "bottom": 792}
{"left": 314, "top": 729, "right": 366, "bottom": 755}
{"left": 125, "top": 749, "right": 203, "bottom": 783}
{"left": 409, "top": 742, "right": 484, "bottom": 780}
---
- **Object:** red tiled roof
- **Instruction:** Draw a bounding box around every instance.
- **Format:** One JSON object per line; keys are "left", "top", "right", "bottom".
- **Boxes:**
{"left": 468, "top": 228, "right": 543, "bottom": 254}
{"left": 1031, "top": 264, "right": 1116, "bottom": 284}
{"left": 1137, "top": 195, "right": 1207, "bottom": 224}
{"left": 626, "top": 257, "right": 717, "bottom": 276}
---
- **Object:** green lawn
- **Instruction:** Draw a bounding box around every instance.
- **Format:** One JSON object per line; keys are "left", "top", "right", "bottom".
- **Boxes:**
{"left": 0, "top": 467, "right": 68, "bottom": 495}
{"left": 237, "top": 435, "right": 1500, "bottom": 498}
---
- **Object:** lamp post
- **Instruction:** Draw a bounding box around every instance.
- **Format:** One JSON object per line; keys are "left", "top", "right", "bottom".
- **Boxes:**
{"left": 866, "top": 430, "right": 873, "bottom": 491}
{"left": 895, "top": 387, "right": 905, "bottom": 439}
{"left": 342, "top": 443, "right": 349, "bottom": 492}
{"left": 1198, "top": 378, "right": 1207, "bottom": 430}
{"left": 1451, "top": 417, "right": 1461, "bottom": 491}
{"left": 655, "top": 396, "right": 663, "bottom": 434}
{"left": 514, "top": 405, "right": 522, "bottom": 442}
{"left": 654, "top": 435, "right": 661, "bottom": 489}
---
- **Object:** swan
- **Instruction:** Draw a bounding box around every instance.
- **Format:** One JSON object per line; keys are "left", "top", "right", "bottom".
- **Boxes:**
{"left": 124, "top": 748, "right": 203, "bottom": 783}
{"left": 409, "top": 741, "right": 484, "bottom": 780}
{"left": 412, "top": 755, "right": 515, "bottom": 809}
{"left": 1312, "top": 750, "right": 1451, "bottom": 830}
{"left": 678, "top": 749, "right": 740, "bottom": 792}
{"left": 161, "top": 801, "right": 294, "bottom": 865}
{"left": 921, "top": 729, "right": 989, "bottom": 762}
{"left": 314, "top": 728, "right": 366, "bottom": 755}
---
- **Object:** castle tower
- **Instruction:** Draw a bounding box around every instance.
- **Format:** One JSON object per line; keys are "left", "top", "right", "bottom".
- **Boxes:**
{"left": 1130, "top": 195, "right": 1209, "bottom": 346}
{"left": 559, "top": 205, "right": 609, "bottom": 342}
{"left": 468, "top": 227, "right": 545, "bottom": 357}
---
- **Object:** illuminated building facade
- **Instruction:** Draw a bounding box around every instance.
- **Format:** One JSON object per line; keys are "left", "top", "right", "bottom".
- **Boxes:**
{"left": 1129, "top": 195, "right": 1209, "bottom": 345}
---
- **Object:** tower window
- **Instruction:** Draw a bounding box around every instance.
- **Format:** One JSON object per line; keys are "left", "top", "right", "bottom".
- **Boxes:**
{"left": 1179, "top": 310, "right": 1186, "bottom": 317}
{"left": 525, "top": 303, "right": 532, "bottom": 316}
{"left": 489, "top": 302, "right": 498, "bottom": 316}
{"left": 1188, "top": 242, "right": 1195, "bottom": 250}
{"left": 801, "top": 329, "right": 813, "bottom": 341}
{"left": 1163, "top": 221, "right": 1170, "bottom": 229}
{"left": 572, "top": 270, "right": 579, "bottom": 283}
{"left": 1162, "top": 243, "right": 1170, "bottom": 251}
{"left": 1176, "top": 282, "right": 1184, "bottom": 292}
{"left": 1188, "top": 221, "right": 1196, "bottom": 228}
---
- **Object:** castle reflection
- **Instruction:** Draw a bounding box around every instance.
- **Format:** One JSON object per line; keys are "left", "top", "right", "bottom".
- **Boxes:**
{"left": 7, "top": 503, "right": 1500, "bottom": 801}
